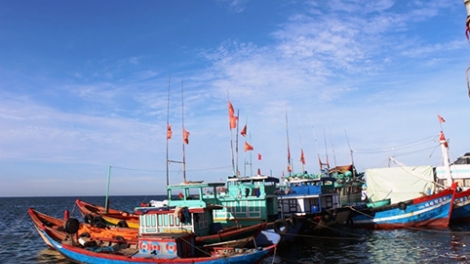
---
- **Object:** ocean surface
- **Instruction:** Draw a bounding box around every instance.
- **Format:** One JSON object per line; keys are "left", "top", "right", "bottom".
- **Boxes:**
{"left": 2, "top": 195, "right": 470, "bottom": 264}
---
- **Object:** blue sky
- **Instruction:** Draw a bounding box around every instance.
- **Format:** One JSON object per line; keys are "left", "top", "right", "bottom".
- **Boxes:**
{"left": 1, "top": 0, "right": 469, "bottom": 197}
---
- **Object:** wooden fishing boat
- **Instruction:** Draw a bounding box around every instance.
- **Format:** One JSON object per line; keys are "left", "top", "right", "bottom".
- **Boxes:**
{"left": 37, "top": 217, "right": 280, "bottom": 264}
{"left": 75, "top": 199, "right": 140, "bottom": 229}
{"left": 28, "top": 208, "right": 138, "bottom": 248}
{"left": 76, "top": 182, "right": 267, "bottom": 246}
{"left": 348, "top": 182, "right": 458, "bottom": 229}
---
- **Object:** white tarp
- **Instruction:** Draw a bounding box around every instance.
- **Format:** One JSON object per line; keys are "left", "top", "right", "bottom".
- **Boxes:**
{"left": 365, "top": 166, "right": 435, "bottom": 204}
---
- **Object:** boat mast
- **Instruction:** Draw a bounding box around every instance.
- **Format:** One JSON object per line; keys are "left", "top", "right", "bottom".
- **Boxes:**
{"left": 285, "top": 111, "right": 292, "bottom": 177}
{"left": 439, "top": 131, "right": 453, "bottom": 185}
{"left": 181, "top": 81, "right": 187, "bottom": 183}
{"left": 297, "top": 116, "right": 305, "bottom": 173}
{"left": 166, "top": 76, "right": 171, "bottom": 186}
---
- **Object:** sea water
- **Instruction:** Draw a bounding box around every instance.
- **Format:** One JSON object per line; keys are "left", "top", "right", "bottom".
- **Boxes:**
{"left": 1, "top": 196, "right": 470, "bottom": 264}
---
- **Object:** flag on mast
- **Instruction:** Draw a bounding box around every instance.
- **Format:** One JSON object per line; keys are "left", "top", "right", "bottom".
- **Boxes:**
{"left": 240, "top": 125, "right": 247, "bottom": 137}
{"left": 167, "top": 124, "right": 172, "bottom": 139}
{"left": 228, "top": 100, "right": 238, "bottom": 129}
{"left": 437, "top": 114, "right": 445, "bottom": 123}
{"left": 183, "top": 129, "right": 190, "bottom": 144}
{"left": 300, "top": 149, "right": 305, "bottom": 165}
{"left": 244, "top": 142, "right": 253, "bottom": 152}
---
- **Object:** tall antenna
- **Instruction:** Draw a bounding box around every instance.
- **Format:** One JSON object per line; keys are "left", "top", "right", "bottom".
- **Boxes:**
{"left": 323, "top": 128, "right": 329, "bottom": 169}
{"left": 344, "top": 129, "right": 355, "bottom": 166}
{"left": 329, "top": 124, "right": 337, "bottom": 167}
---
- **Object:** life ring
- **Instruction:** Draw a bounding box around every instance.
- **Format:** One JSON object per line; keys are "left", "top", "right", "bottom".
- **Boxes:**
{"left": 398, "top": 202, "right": 407, "bottom": 211}
{"left": 346, "top": 218, "right": 354, "bottom": 228}
{"left": 117, "top": 220, "right": 128, "bottom": 228}
{"left": 92, "top": 216, "right": 106, "bottom": 228}
{"left": 166, "top": 242, "right": 177, "bottom": 254}
{"left": 64, "top": 218, "right": 80, "bottom": 234}
{"left": 288, "top": 215, "right": 298, "bottom": 229}
{"left": 150, "top": 242, "right": 160, "bottom": 254}
{"left": 273, "top": 219, "right": 289, "bottom": 235}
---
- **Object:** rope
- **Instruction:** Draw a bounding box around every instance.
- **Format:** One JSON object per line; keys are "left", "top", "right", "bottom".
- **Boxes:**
{"left": 0, "top": 210, "right": 30, "bottom": 239}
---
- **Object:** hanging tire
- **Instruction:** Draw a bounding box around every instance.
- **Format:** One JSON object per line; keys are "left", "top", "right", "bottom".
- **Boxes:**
{"left": 288, "top": 215, "right": 298, "bottom": 229}
{"left": 273, "top": 219, "right": 289, "bottom": 235}
{"left": 398, "top": 202, "right": 407, "bottom": 211}
{"left": 84, "top": 214, "right": 94, "bottom": 224}
{"left": 321, "top": 211, "right": 334, "bottom": 223}
{"left": 117, "top": 220, "right": 128, "bottom": 228}
{"left": 346, "top": 218, "right": 354, "bottom": 228}
{"left": 92, "top": 216, "right": 107, "bottom": 228}
{"left": 64, "top": 218, "right": 80, "bottom": 234}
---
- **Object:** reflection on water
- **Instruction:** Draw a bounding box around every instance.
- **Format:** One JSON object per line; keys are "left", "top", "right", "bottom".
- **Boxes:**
{"left": 2, "top": 196, "right": 470, "bottom": 263}
{"left": 36, "top": 248, "right": 71, "bottom": 264}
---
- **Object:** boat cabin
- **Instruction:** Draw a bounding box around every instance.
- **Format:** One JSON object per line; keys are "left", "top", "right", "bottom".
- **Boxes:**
{"left": 277, "top": 174, "right": 340, "bottom": 217}
{"left": 135, "top": 182, "right": 224, "bottom": 237}
{"left": 212, "top": 175, "right": 280, "bottom": 226}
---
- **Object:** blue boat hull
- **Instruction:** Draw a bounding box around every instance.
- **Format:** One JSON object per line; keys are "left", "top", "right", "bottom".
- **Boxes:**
{"left": 350, "top": 187, "right": 455, "bottom": 229}
{"left": 39, "top": 228, "right": 278, "bottom": 264}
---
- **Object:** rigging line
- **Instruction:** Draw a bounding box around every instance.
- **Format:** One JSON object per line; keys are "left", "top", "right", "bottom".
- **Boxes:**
{"left": 109, "top": 165, "right": 233, "bottom": 173}
{"left": 328, "top": 123, "right": 337, "bottom": 167}
{"left": 0, "top": 210, "right": 30, "bottom": 240}
{"left": 353, "top": 136, "right": 436, "bottom": 153}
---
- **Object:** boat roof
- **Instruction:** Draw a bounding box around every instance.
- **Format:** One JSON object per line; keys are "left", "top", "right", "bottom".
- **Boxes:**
{"left": 285, "top": 176, "right": 336, "bottom": 183}
{"left": 453, "top": 152, "right": 470, "bottom": 165}
{"left": 167, "top": 181, "right": 225, "bottom": 188}
{"left": 226, "top": 175, "right": 280, "bottom": 183}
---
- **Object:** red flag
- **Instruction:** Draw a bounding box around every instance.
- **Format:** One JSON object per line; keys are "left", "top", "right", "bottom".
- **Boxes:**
{"left": 230, "top": 115, "right": 238, "bottom": 129}
{"left": 258, "top": 153, "right": 262, "bottom": 160}
{"left": 183, "top": 129, "right": 190, "bottom": 144}
{"left": 244, "top": 142, "right": 253, "bottom": 152}
{"left": 228, "top": 101, "right": 235, "bottom": 118}
{"left": 437, "top": 114, "right": 445, "bottom": 123}
{"left": 287, "top": 165, "right": 292, "bottom": 172}
{"left": 166, "top": 124, "right": 172, "bottom": 140}
{"left": 300, "top": 149, "right": 305, "bottom": 165}
{"left": 240, "top": 125, "right": 247, "bottom": 137}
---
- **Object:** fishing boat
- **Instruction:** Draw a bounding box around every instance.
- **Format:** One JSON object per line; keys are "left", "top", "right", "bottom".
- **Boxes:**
{"left": 76, "top": 182, "right": 267, "bottom": 246}
{"left": 28, "top": 208, "right": 138, "bottom": 248}
{"left": 276, "top": 172, "right": 341, "bottom": 232}
{"left": 211, "top": 174, "right": 280, "bottom": 226}
{"left": 76, "top": 199, "right": 140, "bottom": 228}
{"left": 348, "top": 181, "right": 458, "bottom": 229}
{"left": 451, "top": 188, "right": 470, "bottom": 223}
{"left": 36, "top": 217, "right": 280, "bottom": 264}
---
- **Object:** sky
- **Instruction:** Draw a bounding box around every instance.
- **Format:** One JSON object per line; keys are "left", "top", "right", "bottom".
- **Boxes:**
{"left": 1, "top": 0, "right": 469, "bottom": 197}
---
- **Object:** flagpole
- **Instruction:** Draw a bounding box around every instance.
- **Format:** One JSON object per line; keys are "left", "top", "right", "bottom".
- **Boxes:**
{"left": 285, "top": 111, "right": 292, "bottom": 177}
{"left": 181, "top": 81, "right": 187, "bottom": 183}
{"left": 437, "top": 114, "right": 452, "bottom": 185}
{"left": 297, "top": 116, "right": 304, "bottom": 173}
{"left": 227, "top": 94, "right": 236, "bottom": 176}
{"left": 166, "top": 76, "right": 171, "bottom": 186}
{"left": 235, "top": 109, "right": 240, "bottom": 177}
